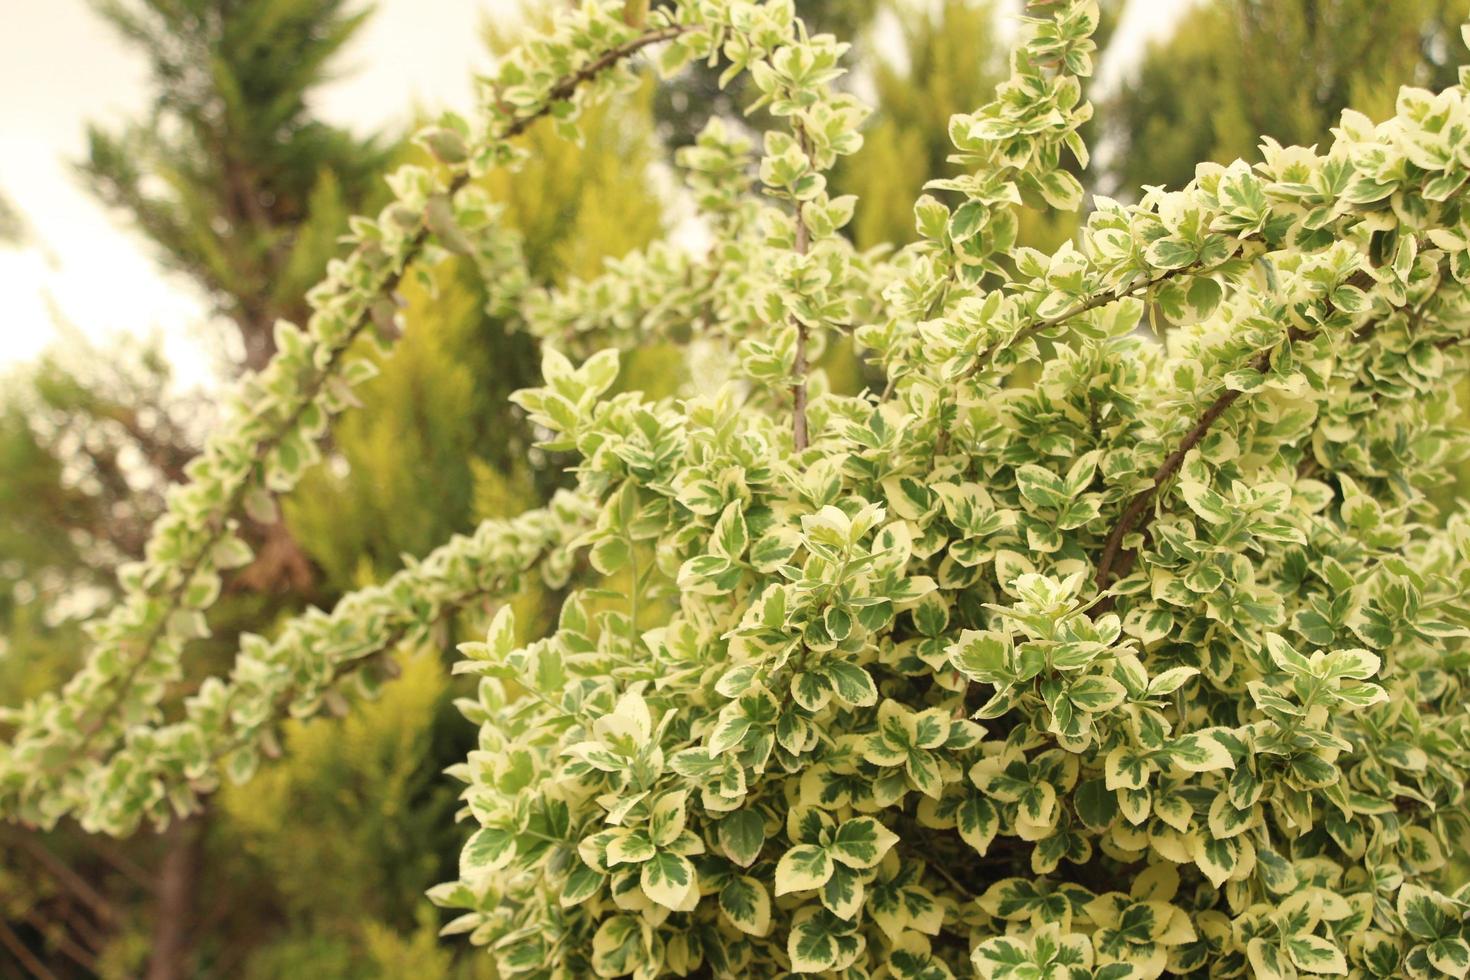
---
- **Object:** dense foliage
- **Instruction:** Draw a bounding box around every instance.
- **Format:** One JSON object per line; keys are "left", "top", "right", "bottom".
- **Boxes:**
{"left": 6, "top": 0, "right": 1470, "bottom": 977}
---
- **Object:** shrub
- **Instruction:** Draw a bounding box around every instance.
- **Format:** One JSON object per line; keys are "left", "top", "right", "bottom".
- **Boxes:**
{"left": 6, "top": 1, "right": 1470, "bottom": 977}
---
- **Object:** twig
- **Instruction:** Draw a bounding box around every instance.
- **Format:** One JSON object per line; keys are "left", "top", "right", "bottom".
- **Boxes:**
{"left": 963, "top": 262, "right": 1214, "bottom": 382}
{"left": 59, "top": 21, "right": 691, "bottom": 767}
{"left": 0, "top": 917, "right": 57, "bottom": 980}
{"left": 85, "top": 837, "right": 156, "bottom": 893}
{"left": 1094, "top": 269, "right": 1377, "bottom": 600}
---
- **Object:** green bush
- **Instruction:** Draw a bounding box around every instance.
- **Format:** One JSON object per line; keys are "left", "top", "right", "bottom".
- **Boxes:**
{"left": 6, "top": 1, "right": 1470, "bottom": 977}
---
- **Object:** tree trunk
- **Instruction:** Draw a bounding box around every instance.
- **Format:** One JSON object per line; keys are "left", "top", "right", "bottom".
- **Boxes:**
{"left": 145, "top": 814, "right": 203, "bottom": 980}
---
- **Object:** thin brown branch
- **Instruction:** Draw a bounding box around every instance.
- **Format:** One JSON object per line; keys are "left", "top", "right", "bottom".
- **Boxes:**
{"left": 11, "top": 831, "right": 116, "bottom": 924}
{"left": 50, "top": 901, "right": 107, "bottom": 959}
{"left": 1094, "top": 269, "right": 1377, "bottom": 600}
{"left": 85, "top": 836, "right": 156, "bottom": 893}
{"left": 964, "top": 262, "right": 1210, "bottom": 381}
{"left": 933, "top": 263, "right": 1222, "bottom": 457}
{"left": 1091, "top": 353, "right": 1270, "bottom": 595}
{"left": 0, "top": 917, "right": 58, "bottom": 980}
{"left": 145, "top": 814, "right": 202, "bottom": 980}
{"left": 20, "top": 911, "right": 97, "bottom": 975}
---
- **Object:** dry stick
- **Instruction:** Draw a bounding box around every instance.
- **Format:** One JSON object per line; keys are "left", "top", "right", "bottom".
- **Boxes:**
{"left": 1093, "top": 270, "right": 1377, "bottom": 601}
{"left": 50, "top": 901, "right": 107, "bottom": 960}
{"left": 85, "top": 836, "right": 155, "bottom": 893}
{"left": 0, "top": 917, "right": 58, "bottom": 980}
{"left": 19, "top": 911, "right": 96, "bottom": 975}
{"left": 62, "top": 23, "right": 689, "bottom": 765}
{"left": 12, "top": 830, "right": 116, "bottom": 923}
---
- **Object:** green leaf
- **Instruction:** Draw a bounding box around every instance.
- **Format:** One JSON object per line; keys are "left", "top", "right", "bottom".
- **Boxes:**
{"left": 1145, "top": 236, "right": 1200, "bottom": 270}
{"left": 821, "top": 862, "right": 864, "bottom": 919}
{"left": 789, "top": 907, "right": 840, "bottom": 972}
{"left": 606, "top": 831, "right": 656, "bottom": 866}
{"left": 823, "top": 661, "right": 878, "bottom": 707}
{"left": 708, "top": 687, "right": 779, "bottom": 756}
{"left": 829, "top": 817, "right": 899, "bottom": 869}
{"left": 712, "top": 501, "right": 750, "bottom": 561}
{"left": 957, "top": 794, "right": 999, "bottom": 854}
{"left": 1147, "top": 666, "right": 1199, "bottom": 697}
{"left": 591, "top": 915, "right": 643, "bottom": 976}
{"left": 1168, "top": 730, "right": 1235, "bottom": 773}
{"left": 1074, "top": 778, "right": 1118, "bottom": 831}
{"left": 580, "top": 348, "right": 621, "bottom": 397}
{"left": 1248, "top": 938, "right": 1292, "bottom": 980}
{"left": 649, "top": 791, "right": 687, "bottom": 847}
{"left": 719, "top": 809, "right": 767, "bottom": 868}
{"left": 906, "top": 747, "right": 945, "bottom": 798}
{"left": 1285, "top": 933, "right": 1347, "bottom": 976}
{"left": 719, "top": 875, "right": 772, "bottom": 936}
{"left": 950, "top": 630, "right": 1012, "bottom": 684}
{"left": 1399, "top": 884, "right": 1452, "bottom": 940}
{"left": 460, "top": 827, "right": 516, "bottom": 879}
{"left": 1266, "top": 633, "right": 1313, "bottom": 677}
{"left": 560, "top": 859, "right": 604, "bottom": 907}
{"left": 1193, "top": 835, "right": 1238, "bottom": 888}
{"left": 1428, "top": 938, "right": 1470, "bottom": 979}
{"left": 775, "top": 843, "right": 835, "bottom": 894}
{"left": 792, "top": 670, "right": 832, "bottom": 711}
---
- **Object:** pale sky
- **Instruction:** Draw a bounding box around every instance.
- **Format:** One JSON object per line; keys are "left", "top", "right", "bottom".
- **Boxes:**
{"left": 0, "top": 0, "right": 1188, "bottom": 388}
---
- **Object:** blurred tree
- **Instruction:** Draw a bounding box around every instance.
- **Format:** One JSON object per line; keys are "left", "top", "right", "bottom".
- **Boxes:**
{"left": 1105, "top": 0, "right": 1463, "bottom": 195}
{"left": 251, "top": 23, "right": 668, "bottom": 968}
{"left": 212, "top": 653, "right": 461, "bottom": 976}
{"left": 81, "top": 0, "right": 390, "bottom": 372}
{"left": 0, "top": 190, "right": 28, "bottom": 245}
{"left": 3, "top": 0, "right": 674, "bottom": 968}
{"left": 836, "top": 0, "right": 1007, "bottom": 249}
{"left": 288, "top": 20, "right": 668, "bottom": 594}
{"left": 76, "top": 0, "right": 409, "bottom": 607}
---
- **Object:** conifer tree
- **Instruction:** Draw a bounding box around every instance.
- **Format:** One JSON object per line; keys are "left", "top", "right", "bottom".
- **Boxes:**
{"left": 81, "top": 0, "right": 390, "bottom": 372}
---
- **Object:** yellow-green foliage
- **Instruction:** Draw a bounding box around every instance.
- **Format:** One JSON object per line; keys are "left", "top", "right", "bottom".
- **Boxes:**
{"left": 220, "top": 652, "right": 449, "bottom": 928}
{"left": 262, "top": 15, "right": 672, "bottom": 970}
{"left": 285, "top": 262, "right": 499, "bottom": 589}
{"left": 219, "top": 650, "right": 455, "bottom": 951}
{"left": 483, "top": 8, "right": 666, "bottom": 284}
{"left": 287, "top": 92, "right": 666, "bottom": 593}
